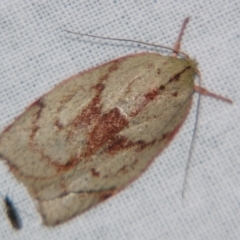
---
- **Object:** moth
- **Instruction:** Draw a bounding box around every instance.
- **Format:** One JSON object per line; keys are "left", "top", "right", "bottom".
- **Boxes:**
{"left": 0, "top": 18, "right": 232, "bottom": 226}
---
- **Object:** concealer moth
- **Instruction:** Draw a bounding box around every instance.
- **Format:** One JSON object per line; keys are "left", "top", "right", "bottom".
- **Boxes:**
{"left": 0, "top": 18, "right": 232, "bottom": 226}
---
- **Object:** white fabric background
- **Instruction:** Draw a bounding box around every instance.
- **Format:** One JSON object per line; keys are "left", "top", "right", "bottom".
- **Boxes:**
{"left": 0, "top": 1, "right": 239, "bottom": 239}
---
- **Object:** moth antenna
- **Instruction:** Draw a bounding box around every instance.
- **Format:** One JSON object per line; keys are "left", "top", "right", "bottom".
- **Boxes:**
{"left": 63, "top": 28, "right": 189, "bottom": 58}
{"left": 172, "top": 17, "right": 190, "bottom": 57}
{"left": 182, "top": 91, "right": 201, "bottom": 198}
{"left": 182, "top": 71, "right": 232, "bottom": 198}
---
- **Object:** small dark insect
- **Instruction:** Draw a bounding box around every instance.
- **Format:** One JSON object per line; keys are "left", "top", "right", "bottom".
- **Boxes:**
{"left": 4, "top": 195, "right": 22, "bottom": 230}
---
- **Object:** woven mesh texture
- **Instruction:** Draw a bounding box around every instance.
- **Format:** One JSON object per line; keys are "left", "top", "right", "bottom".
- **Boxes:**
{"left": 0, "top": 1, "right": 239, "bottom": 239}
